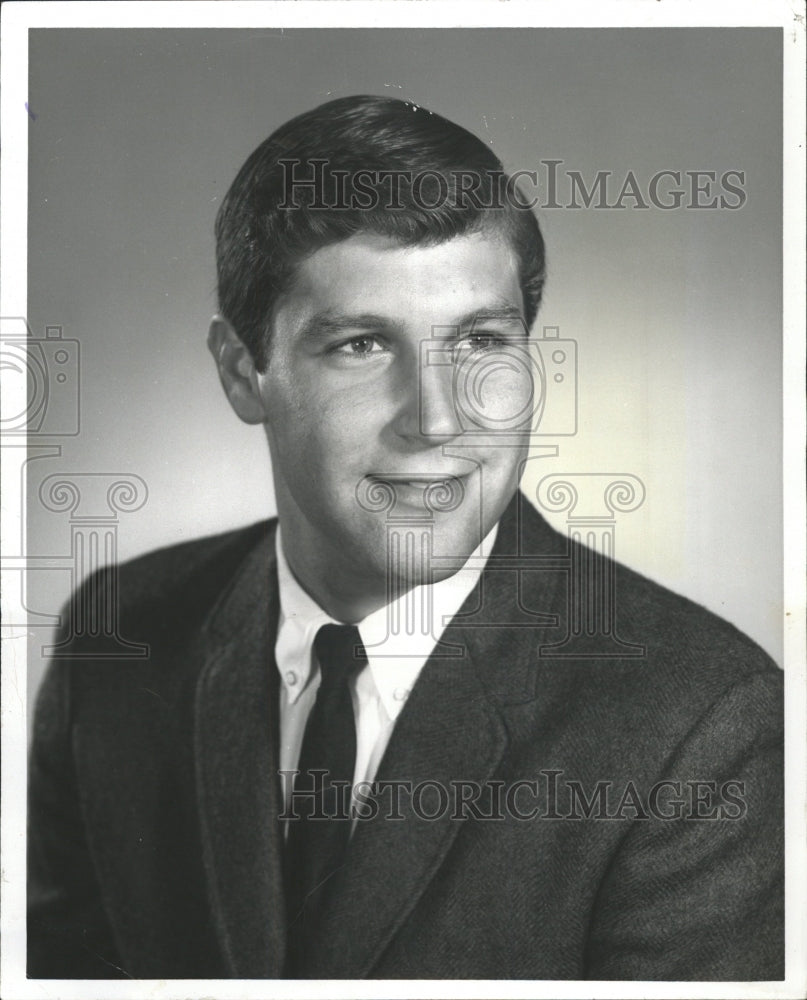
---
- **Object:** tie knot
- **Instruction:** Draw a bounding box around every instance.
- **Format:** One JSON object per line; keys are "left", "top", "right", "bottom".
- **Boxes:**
{"left": 313, "top": 624, "right": 367, "bottom": 687}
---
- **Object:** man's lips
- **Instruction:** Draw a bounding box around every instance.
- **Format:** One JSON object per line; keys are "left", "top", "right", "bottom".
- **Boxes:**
{"left": 396, "top": 477, "right": 463, "bottom": 488}
{"left": 367, "top": 472, "right": 471, "bottom": 485}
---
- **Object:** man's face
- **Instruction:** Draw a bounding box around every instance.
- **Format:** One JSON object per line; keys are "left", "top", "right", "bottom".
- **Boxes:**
{"left": 252, "top": 230, "right": 533, "bottom": 606}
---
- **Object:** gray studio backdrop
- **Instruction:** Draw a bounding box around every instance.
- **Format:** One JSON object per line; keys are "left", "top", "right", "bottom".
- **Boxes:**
{"left": 25, "top": 28, "right": 783, "bottom": 723}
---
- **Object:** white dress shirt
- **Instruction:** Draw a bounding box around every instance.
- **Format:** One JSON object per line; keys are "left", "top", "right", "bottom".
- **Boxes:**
{"left": 274, "top": 522, "right": 499, "bottom": 813}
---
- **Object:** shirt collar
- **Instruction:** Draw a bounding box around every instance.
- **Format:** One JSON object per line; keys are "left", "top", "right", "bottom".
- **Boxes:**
{"left": 274, "top": 521, "right": 499, "bottom": 717}
{"left": 274, "top": 529, "right": 339, "bottom": 702}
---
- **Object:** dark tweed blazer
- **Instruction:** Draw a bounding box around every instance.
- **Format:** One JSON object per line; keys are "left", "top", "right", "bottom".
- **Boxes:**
{"left": 28, "top": 494, "right": 783, "bottom": 980}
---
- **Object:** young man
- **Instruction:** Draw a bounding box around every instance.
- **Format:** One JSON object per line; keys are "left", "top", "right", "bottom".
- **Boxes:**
{"left": 28, "top": 95, "right": 783, "bottom": 981}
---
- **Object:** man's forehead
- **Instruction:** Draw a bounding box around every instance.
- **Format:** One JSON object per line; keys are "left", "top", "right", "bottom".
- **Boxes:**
{"left": 279, "top": 230, "right": 524, "bottom": 324}
{"left": 296, "top": 227, "right": 518, "bottom": 268}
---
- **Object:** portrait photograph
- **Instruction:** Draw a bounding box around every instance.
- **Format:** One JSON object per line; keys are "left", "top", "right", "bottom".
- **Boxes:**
{"left": 1, "top": 2, "right": 804, "bottom": 999}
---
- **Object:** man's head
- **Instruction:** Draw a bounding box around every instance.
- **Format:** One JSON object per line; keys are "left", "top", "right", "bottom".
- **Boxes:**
{"left": 208, "top": 96, "right": 547, "bottom": 619}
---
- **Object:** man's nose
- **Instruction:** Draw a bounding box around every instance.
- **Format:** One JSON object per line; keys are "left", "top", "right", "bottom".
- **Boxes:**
{"left": 392, "top": 353, "right": 463, "bottom": 444}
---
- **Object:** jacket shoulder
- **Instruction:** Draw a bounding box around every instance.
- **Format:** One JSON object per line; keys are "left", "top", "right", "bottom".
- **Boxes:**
{"left": 577, "top": 537, "right": 782, "bottom": 751}
{"left": 62, "top": 518, "right": 275, "bottom": 647}
{"left": 611, "top": 553, "right": 780, "bottom": 677}
{"left": 515, "top": 498, "right": 781, "bottom": 751}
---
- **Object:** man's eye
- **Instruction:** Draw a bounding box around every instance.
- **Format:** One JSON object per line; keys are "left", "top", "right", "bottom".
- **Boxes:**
{"left": 334, "top": 335, "right": 385, "bottom": 357}
{"left": 454, "top": 332, "right": 505, "bottom": 357}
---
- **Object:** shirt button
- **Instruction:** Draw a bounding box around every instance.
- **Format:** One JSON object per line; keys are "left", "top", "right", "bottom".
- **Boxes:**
{"left": 393, "top": 687, "right": 409, "bottom": 702}
{"left": 285, "top": 671, "right": 298, "bottom": 686}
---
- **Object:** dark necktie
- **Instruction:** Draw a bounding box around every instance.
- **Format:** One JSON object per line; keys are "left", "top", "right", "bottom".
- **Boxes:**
{"left": 284, "top": 623, "right": 367, "bottom": 975}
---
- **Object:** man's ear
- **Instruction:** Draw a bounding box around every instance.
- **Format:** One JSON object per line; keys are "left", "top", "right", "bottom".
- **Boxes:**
{"left": 207, "top": 315, "right": 266, "bottom": 424}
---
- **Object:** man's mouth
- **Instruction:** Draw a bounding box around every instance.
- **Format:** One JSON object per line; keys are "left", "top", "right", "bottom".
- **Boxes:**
{"left": 367, "top": 471, "right": 470, "bottom": 487}
{"left": 360, "top": 472, "right": 471, "bottom": 512}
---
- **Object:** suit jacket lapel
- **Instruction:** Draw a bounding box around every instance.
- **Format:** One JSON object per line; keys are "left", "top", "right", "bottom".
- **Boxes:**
{"left": 193, "top": 526, "right": 287, "bottom": 978}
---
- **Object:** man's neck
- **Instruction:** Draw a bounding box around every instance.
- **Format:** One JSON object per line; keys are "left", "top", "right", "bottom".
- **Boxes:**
{"left": 281, "top": 562, "right": 388, "bottom": 624}
{"left": 274, "top": 533, "right": 389, "bottom": 624}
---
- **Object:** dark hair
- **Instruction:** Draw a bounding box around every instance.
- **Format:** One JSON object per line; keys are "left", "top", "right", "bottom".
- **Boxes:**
{"left": 215, "top": 95, "right": 546, "bottom": 370}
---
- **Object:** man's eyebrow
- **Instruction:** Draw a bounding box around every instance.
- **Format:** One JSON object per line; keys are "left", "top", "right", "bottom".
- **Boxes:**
{"left": 451, "top": 303, "right": 527, "bottom": 332}
{"left": 297, "top": 303, "right": 526, "bottom": 342}
{"left": 297, "top": 311, "right": 402, "bottom": 342}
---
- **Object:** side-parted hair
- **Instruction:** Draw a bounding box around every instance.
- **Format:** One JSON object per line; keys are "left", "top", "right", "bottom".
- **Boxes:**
{"left": 215, "top": 95, "right": 546, "bottom": 370}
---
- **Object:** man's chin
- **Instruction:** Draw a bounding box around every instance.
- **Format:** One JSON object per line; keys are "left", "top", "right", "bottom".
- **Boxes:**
{"left": 330, "top": 499, "right": 500, "bottom": 602}
{"left": 384, "top": 520, "right": 489, "bottom": 588}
